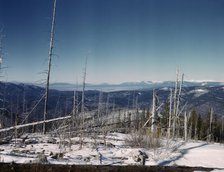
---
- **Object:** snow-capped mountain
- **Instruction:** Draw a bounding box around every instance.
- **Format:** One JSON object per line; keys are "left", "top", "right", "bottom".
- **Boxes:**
{"left": 48, "top": 81, "right": 223, "bottom": 91}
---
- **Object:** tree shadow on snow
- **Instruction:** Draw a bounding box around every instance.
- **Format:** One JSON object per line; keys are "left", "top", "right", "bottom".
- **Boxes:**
{"left": 158, "top": 143, "right": 208, "bottom": 166}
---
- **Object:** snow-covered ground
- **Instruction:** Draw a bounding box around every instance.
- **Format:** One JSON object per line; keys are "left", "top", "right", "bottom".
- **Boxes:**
{"left": 0, "top": 132, "right": 224, "bottom": 170}
{"left": 168, "top": 142, "right": 224, "bottom": 168}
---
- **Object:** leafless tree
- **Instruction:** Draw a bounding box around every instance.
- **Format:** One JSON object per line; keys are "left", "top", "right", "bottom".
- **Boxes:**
{"left": 208, "top": 107, "right": 213, "bottom": 142}
{"left": 167, "top": 89, "right": 172, "bottom": 139}
{"left": 79, "top": 56, "right": 87, "bottom": 149}
{"left": 43, "top": 0, "right": 57, "bottom": 134}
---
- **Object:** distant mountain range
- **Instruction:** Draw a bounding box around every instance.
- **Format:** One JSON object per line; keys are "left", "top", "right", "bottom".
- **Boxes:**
{"left": 1, "top": 81, "right": 224, "bottom": 127}
{"left": 47, "top": 81, "right": 224, "bottom": 91}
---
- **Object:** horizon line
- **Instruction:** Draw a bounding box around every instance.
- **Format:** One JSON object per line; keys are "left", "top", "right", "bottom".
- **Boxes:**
{"left": 4, "top": 79, "right": 224, "bottom": 86}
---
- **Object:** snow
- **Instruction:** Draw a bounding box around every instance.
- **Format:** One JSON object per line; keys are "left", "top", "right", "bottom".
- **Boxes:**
{"left": 188, "top": 88, "right": 208, "bottom": 94}
{"left": 189, "top": 88, "right": 209, "bottom": 97}
{"left": 0, "top": 133, "right": 224, "bottom": 170}
{"left": 160, "top": 87, "right": 169, "bottom": 91}
{"left": 195, "top": 89, "right": 208, "bottom": 93}
{"left": 161, "top": 142, "right": 224, "bottom": 168}
{"left": 186, "top": 80, "right": 215, "bottom": 83}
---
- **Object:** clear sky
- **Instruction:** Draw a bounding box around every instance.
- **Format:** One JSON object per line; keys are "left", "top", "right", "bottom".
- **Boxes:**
{"left": 0, "top": 0, "right": 224, "bottom": 84}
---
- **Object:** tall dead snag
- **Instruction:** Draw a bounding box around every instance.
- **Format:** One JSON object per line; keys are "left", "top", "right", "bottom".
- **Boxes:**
{"left": 172, "top": 69, "right": 179, "bottom": 138}
{"left": 176, "top": 73, "right": 184, "bottom": 137}
{"left": 79, "top": 57, "right": 87, "bottom": 149}
{"left": 68, "top": 81, "right": 78, "bottom": 151}
{"left": 0, "top": 28, "right": 4, "bottom": 129}
{"left": 208, "top": 107, "right": 213, "bottom": 142}
{"left": 194, "top": 114, "right": 198, "bottom": 141}
{"left": 167, "top": 89, "right": 172, "bottom": 139}
{"left": 103, "top": 93, "right": 110, "bottom": 149}
{"left": 151, "top": 90, "right": 156, "bottom": 133}
{"left": 172, "top": 69, "right": 184, "bottom": 139}
{"left": 176, "top": 73, "right": 184, "bottom": 117}
{"left": 221, "top": 116, "right": 224, "bottom": 143}
{"left": 97, "top": 91, "right": 103, "bottom": 124}
{"left": 0, "top": 28, "right": 3, "bottom": 74}
{"left": 72, "top": 81, "right": 78, "bottom": 129}
{"left": 106, "top": 93, "right": 110, "bottom": 118}
{"left": 72, "top": 88, "right": 76, "bottom": 128}
{"left": 43, "top": 0, "right": 57, "bottom": 134}
{"left": 184, "top": 111, "right": 188, "bottom": 142}
{"left": 143, "top": 89, "right": 163, "bottom": 137}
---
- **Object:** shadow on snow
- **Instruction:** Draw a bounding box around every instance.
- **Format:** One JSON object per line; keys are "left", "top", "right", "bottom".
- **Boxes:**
{"left": 158, "top": 143, "right": 208, "bottom": 166}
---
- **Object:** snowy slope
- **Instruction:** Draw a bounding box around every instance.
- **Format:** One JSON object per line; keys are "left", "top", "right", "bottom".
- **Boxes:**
{"left": 0, "top": 132, "right": 224, "bottom": 170}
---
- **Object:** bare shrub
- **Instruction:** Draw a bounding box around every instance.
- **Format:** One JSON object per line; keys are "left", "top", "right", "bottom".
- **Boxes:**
{"left": 125, "top": 129, "right": 161, "bottom": 149}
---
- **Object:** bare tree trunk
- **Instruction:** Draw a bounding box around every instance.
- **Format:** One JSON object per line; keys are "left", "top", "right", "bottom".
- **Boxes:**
{"left": 79, "top": 57, "right": 87, "bottom": 149}
{"left": 194, "top": 115, "right": 198, "bottom": 141}
{"left": 167, "top": 89, "right": 172, "bottom": 139}
{"left": 176, "top": 73, "right": 184, "bottom": 117}
{"left": 97, "top": 91, "right": 103, "bottom": 123}
{"left": 14, "top": 115, "right": 18, "bottom": 146}
{"left": 135, "top": 94, "right": 138, "bottom": 110}
{"left": 72, "top": 89, "right": 76, "bottom": 125}
{"left": 0, "top": 28, "right": 4, "bottom": 129}
{"left": 68, "top": 121, "right": 72, "bottom": 151}
{"left": 189, "top": 122, "right": 192, "bottom": 140}
{"left": 172, "top": 69, "right": 179, "bottom": 138}
{"left": 43, "top": 0, "right": 57, "bottom": 134}
{"left": 132, "top": 91, "right": 135, "bottom": 109}
{"left": 151, "top": 90, "right": 156, "bottom": 133}
{"left": 22, "top": 84, "right": 27, "bottom": 134}
{"left": 106, "top": 94, "right": 110, "bottom": 118}
{"left": 184, "top": 112, "right": 188, "bottom": 142}
{"left": 72, "top": 80, "right": 78, "bottom": 129}
{"left": 221, "top": 116, "right": 224, "bottom": 143}
{"left": 0, "top": 28, "right": 4, "bottom": 72}
{"left": 208, "top": 107, "right": 213, "bottom": 142}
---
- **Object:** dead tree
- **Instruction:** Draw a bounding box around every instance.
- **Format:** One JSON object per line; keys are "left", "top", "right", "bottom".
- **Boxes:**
{"left": 176, "top": 73, "right": 184, "bottom": 117}
{"left": 167, "top": 89, "right": 172, "bottom": 139}
{"left": 105, "top": 93, "right": 110, "bottom": 118}
{"left": 176, "top": 73, "right": 184, "bottom": 137}
{"left": 72, "top": 89, "right": 76, "bottom": 120}
{"left": 0, "top": 28, "right": 3, "bottom": 75}
{"left": 0, "top": 28, "right": 4, "bottom": 128}
{"left": 208, "top": 107, "right": 213, "bottom": 142}
{"left": 143, "top": 90, "right": 163, "bottom": 137}
{"left": 194, "top": 114, "right": 198, "bottom": 141}
{"left": 172, "top": 69, "right": 184, "bottom": 139}
{"left": 97, "top": 91, "right": 103, "bottom": 124}
{"left": 172, "top": 69, "right": 179, "bottom": 138}
{"left": 103, "top": 93, "right": 111, "bottom": 149}
{"left": 72, "top": 80, "right": 79, "bottom": 129}
{"left": 79, "top": 56, "right": 87, "bottom": 149}
{"left": 43, "top": 0, "right": 57, "bottom": 134}
{"left": 221, "top": 116, "right": 224, "bottom": 143}
{"left": 21, "top": 84, "right": 28, "bottom": 133}
{"left": 184, "top": 111, "right": 187, "bottom": 142}
{"left": 151, "top": 90, "right": 156, "bottom": 133}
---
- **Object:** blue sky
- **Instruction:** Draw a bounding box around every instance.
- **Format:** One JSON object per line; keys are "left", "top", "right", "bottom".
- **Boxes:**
{"left": 0, "top": 0, "right": 224, "bottom": 84}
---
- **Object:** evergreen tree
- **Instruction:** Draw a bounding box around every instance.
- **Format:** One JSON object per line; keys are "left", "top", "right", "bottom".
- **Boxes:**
{"left": 190, "top": 110, "right": 198, "bottom": 139}
{"left": 197, "top": 114, "right": 203, "bottom": 140}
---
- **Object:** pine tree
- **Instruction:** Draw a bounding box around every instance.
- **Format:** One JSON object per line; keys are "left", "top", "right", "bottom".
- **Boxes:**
{"left": 197, "top": 114, "right": 203, "bottom": 140}
{"left": 190, "top": 110, "right": 198, "bottom": 139}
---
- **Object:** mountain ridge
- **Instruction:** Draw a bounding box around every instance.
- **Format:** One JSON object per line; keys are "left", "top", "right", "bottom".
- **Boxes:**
{"left": 47, "top": 81, "right": 224, "bottom": 91}
{"left": 1, "top": 82, "right": 224, "bottom": 128}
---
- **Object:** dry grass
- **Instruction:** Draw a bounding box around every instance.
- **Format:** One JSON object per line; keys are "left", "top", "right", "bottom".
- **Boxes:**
{"left": 125, "top": 129, "right": 161, "bottom": 149}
